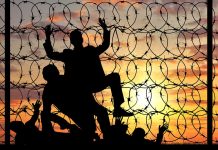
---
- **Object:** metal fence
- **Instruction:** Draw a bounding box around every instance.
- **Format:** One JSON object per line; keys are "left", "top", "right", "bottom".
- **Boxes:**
{"left": 0, "top": 0, "right": 217, "bottom": 144}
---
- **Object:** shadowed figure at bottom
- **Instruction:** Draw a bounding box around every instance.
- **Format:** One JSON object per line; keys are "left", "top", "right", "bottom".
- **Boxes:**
{"left": 106, "top": 119, "right": 168, "bottom": 145}
{"left": 131, "top": 123, "right": 168, "bottom": 144}
{"left": 10, "top": 95, "right": 168, "bottom": 145}
{"left": 10, "top": 100, "right": 94, "bottom": 145}
{"left": 10, "top": 100, "right": 45, "bottom": 145}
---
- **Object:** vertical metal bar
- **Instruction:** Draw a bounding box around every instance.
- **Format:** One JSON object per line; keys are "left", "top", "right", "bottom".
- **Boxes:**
{"left": 5, "top": 0, "right": 10, "bottom": 145}
{"left": 207, "top": 0, "right": 213, "bottom": 145}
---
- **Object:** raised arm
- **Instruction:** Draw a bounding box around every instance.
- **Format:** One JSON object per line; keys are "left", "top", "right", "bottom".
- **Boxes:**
{"left": 41, "top": 89, "right": 54, "bottom": 134}
{"left": 43, "top": 25, "right": 64, "bottom": 61}
{"left": 156, "top": 123, "right": 168, "bottom": 144}
{"left": 96, "top": 18, "right": 110, "bottom": 55}
{"left": 25, "top": 100, "right": 41, "bottom": 127}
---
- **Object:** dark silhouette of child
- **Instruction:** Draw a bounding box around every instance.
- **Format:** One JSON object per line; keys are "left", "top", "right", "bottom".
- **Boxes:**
{"left": 42, "top": 64, "right": 111, "bottom": 142}
{"left": 10, "top": 100, "right": 45, "bottom": 145}
{"left": 43, "top": 18, "right": 133, "bottom": 117}
{"left": 131, "top": 123, "right": 168, "bottom": 144}
{"left": 107, "top": 119, "right": 131, "bottom": 144}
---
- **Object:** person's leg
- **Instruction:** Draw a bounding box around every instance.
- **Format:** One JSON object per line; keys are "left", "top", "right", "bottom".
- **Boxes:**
{"left": 69, "top": 112, "right": 96, "bottom": 142}
{"left": 91, "top": 73, "right": 124, "bottom": 109}
{"left": 90, "top": 100, "right": 110, "bottom": 139}
{"left": 68, "top": 93, "right": 97, "bottom": 143}
{"left": 105, "top": 73, "right": 125, "bottom": 109}
{"left": 91, "top": 73, "right": 133, "bottom": 117}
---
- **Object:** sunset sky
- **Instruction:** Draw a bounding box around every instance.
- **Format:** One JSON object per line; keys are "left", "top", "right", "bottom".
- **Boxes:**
{"left": 0, "top": 0, "right": 218, "bottom": 144}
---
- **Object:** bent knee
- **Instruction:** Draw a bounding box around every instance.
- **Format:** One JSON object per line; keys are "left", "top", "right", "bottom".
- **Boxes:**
{"left": 110, "top": 73, "right": 120, "bottom": 81}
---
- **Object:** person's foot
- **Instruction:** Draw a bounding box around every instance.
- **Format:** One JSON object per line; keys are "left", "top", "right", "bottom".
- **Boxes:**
{"left": 113, "top": 107, "right": 133, "bottom": 117}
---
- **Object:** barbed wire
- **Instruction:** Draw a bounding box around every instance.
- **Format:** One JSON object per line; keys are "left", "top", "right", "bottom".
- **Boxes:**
{"left": 0, "top": 0, "right": 218, "bottom": 144}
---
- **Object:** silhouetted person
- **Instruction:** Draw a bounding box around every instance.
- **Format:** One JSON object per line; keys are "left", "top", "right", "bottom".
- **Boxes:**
{"left": 10, "top": 99, "right": 100, "bottom": 145}
{"left": 43, "top": 18, "right": 133, "bottom": 117}
{"left": 10, "top": 100, "right": 45, "bottom": 145}
{"left": 42, "top": 64, "right": 110, "bottom": 142}
{"left": 131, "top": 123, "right": 168, "bottom": 145}
{"left": 107, "top": 119, "right": 130, "bottom": 144}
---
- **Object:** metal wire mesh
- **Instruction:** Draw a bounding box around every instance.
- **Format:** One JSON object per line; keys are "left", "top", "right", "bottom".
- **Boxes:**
{"left": 0, "top": 0, "right": 218, "bottom": 144}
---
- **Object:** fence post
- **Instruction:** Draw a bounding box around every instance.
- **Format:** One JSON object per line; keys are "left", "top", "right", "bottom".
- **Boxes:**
{"left": 207, "top": 0, "right": 213, "bottom": 145}
{"left": 5, "top": 0, "right": 10, "bottom": 145}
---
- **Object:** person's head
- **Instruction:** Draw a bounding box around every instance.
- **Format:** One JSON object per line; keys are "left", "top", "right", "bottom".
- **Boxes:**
{"left": 10, "top": 121, "right": 25, "bottom": 133}
{"left": 132, "top": 128, "right": 146, "bottom": 139}
{"left": 42, "top": 64, "right": 59, "bottom": 82}
{"left": 70, "top": 29, "right": 83, "bottom": 48}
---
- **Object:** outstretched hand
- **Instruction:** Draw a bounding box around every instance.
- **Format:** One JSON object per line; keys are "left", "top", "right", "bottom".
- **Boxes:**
{"left": 99, "top": 18, "right": 107, "bottom": 30}
{"left": 159, "top": 123, "right": 168, "bottom": 134}
{"left": 32, "top": 100, "right": 41, "bottom": 111}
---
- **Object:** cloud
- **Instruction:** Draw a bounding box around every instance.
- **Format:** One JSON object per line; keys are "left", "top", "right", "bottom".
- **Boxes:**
{"left": 168, "top": 85, "right": 207, "bottom": 95}
{"left": 186, "top": 18, "right": 207, "bottom": 27}
{"left": 159, "top": 0, "right": 199, "bottom": 3}
{"left": 47, "top": 15, "right": 65, "bottom": 23}
{"left": 168, "top": 68, "right": 207, "bottom": 79}
{"left": 10, "top": 88, "right": 43, "bottom": 101}
{"left": 186, "top": 16, "right": 218, "bottom": 29}
{"left": 0, "top": 63, "right": 4, "bottom": 73}
{"left": 182, "top": 44, "right": 218, "bottom": 59}
{"left": 200, "top": 63, "right": 218, "bottom": 73}
{"left": 82, "top": 0, "right": 145, "bottom": 4}
{"left": 166, "top": 60, "right": 218, "bottom": 83}
{"left": 27, "top": 47, "right": 45, "bottom": 58}
{"left": 0, "top": 34, "right": 3, "bottom": 41}
{"left": 153, "top": 3, "right": 179, "bottom": 15}
{"left": 175, "top": 99, "right": 207, "bottom": 106}
{"left": 180, "top": 28, "right": 207, "bottom": 39}
{"left": 0, "top": 63, "right": 19, "bottom": 73}
{"left": 46, "top": 11, "right": 80, "bottom": 23}
{"left": 214, "top": 0, "right": 218, "bottom": 7}
{"left": 81, "top": 0, "right": 153, "bottom": 11}
{"left": 213, "top": 47, "right": 218, "bottom": 58}
{"left": 82, "top": 0, "right": 199, "bottom": 5}
{"left": 112, "top": 41, "right": 127, "bottom": 47}
{"left": 10, "top": 21, "right": 72, "bottom": 42}
{"left": 10, "top": 21, "right": 50, "bottom": 40}
{"left": 0, "top": 86, "right": 43, "bottom": 104}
